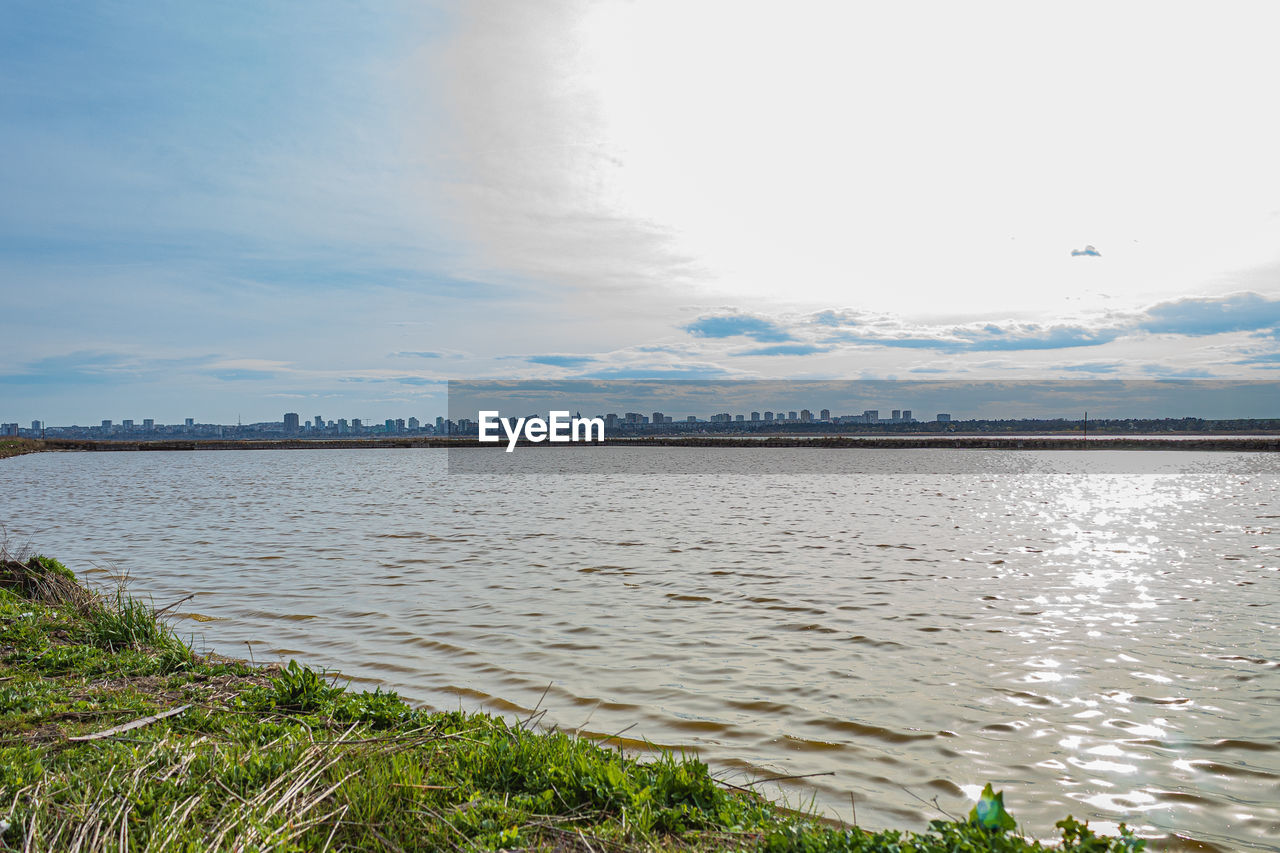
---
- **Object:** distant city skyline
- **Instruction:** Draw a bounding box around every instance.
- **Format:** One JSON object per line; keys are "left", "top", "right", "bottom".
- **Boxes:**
{"left": 12, "top": 373, "right": 1280, "bottom": 439}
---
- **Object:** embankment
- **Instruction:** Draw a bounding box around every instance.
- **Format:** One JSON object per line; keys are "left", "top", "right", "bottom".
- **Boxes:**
{"left": 10, "top": 435, "right": 1280, "bottom": 454}
{"left": 0, "top": 438, "right": 48, "bottom": 459}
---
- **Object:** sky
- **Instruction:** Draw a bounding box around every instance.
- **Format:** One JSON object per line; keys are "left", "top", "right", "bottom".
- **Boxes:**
{"left": 3, "top": 0, "right": 1280, "bottom": 425}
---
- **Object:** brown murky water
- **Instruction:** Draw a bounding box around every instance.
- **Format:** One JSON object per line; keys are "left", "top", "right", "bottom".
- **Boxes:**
{"left": 2, "top": 449, "right": 1277, "bottom": 850}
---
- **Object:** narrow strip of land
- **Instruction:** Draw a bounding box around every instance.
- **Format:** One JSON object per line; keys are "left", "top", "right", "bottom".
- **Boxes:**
{"left": 0, "top": 438, "right": 48, "bottom": 459}
{"left": 5, "top": 435, "right": 1279, "bottom": 454}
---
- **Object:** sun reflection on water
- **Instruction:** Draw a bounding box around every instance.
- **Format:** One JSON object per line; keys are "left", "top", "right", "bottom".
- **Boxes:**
{"left": 978, "top": 469, "right": 1280, "bottom": 846}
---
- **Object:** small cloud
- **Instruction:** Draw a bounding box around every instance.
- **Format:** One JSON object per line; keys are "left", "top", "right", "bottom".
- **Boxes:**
{"left": 1233, "top": 352, "right": 1280, "bottom": 365}
{"left": 1138, "top": 292, "right": 1280, "bottom": 336}
{"left": 1, "top": 351, "right": 236, "bottom": 387}
{"left": 526, "top": 354, "right": 597, "bottom": 367}
{"left": 1058, "top": 362, "right": 1121, "bottom": 373}
{"left": 0, "top": 351, "right": 133, "bottom": 386}
{"left": 394, "top": 351, "right": 445, "bottom": 359}
{"left": 732, "top": 343, "right": 830, "bottom": 356}
{"left": 808, "top": 309, "right": 877, "bottom": 327}
{"left": 1141, "top": 364, "right": 1216, "bottom": 378}
{"left": 578, "top": 364, "right": 733, "bottom": 379}
{"left": 1071, "top": 245, "right": 1102, "bottom": 257}
{"left": 829, "top": 324, "right": 1122, "bottom": 352}
{"left": 201, "top": 358, "right": 292, "bottom": 382}
{"left": 685, "top": 314, "right": 794, "bottom": 342}
{"left": 806, "top": 308, "right": 894, "bottom": 330}
{"left": 211, "top": 369, "right": 277, "bottom": 381}
{"left": 809, "top": 310, "right": 846, "bottom": 327}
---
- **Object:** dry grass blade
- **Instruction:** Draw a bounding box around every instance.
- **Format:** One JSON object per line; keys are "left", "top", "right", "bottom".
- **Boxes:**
{"left": 208, "top": 732, "right": 358, "bottom": 850}
{"left": 0, "top": 558, "right": 96, "bottom": 614}
{"left": 68, "top": 704, "right": 191, "bottom": 741}
{"left": 366, "top": 824, "right": 409, "bottom": 853}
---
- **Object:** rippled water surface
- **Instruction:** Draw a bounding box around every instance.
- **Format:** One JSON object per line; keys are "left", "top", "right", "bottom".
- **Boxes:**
{"left": 3, "top": 449, "right": 1277, "bottom": 850}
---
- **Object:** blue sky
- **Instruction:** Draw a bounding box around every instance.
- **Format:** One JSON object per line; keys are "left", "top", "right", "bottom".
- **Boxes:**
{"left": 3, "top": 1, "right": 1280, "bottom": 424}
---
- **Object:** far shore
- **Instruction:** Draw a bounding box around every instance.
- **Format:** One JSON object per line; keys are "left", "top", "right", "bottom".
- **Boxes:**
{"left": 4, "top": 434, "right": 1280, "bottom": 456}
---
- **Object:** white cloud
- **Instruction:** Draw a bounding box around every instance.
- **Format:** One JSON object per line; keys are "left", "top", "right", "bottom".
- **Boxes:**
{"left": 433, "top": 1, "right": 1280, "bottom": 317}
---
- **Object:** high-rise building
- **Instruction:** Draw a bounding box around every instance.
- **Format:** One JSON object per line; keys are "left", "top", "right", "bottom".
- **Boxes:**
{"left": 143, "top": 419, "right": 154, "bottom": 431}
{"left": 652, "top": 412, "right": 664, "bottom": 426}
{"left": 337, "top": 419, "right": 349, "bottom": 434}
{"left": 764, "top": 411, "right": 774, "bottom": 421}
{"left": 686, "top": 415, "right": 696, "bottom": 422}
{"left": 820, "top": 409, "right": 830, "bottom": 420}
{"left": 31, "top": 420, "right": 42, "bottom": 432}
{"left": 185, "top": 418, "right": 194, "bottom": 427}
{"left": 788, "top": 411, "right": 798, "bottom": 421}
{"left": 122, "top": 419, "right": 134, "bottom": 429}
{"left": 1, "top": 424, "right": 18, "bottom": 436}
{"left": 902, "top": 410, "right": 912, "bottom": 422}
{"left": 314, "top": 416, "right": 323, "bottom": 430}
{"left": 352, "top": 418, "right": 363, "bottom": 430}
{"left": 750, "top": 411, "right": 760, "bottom": 421}
{"left": 800, "top": 409, "right": 812, "bottom": 422}
{"left": 407, "top": 417, "right": 419, "bottom": 430}
{"left": 283, "top": 413, "right": 300, "bottom": 432}
{"left": 863, "top": 410, "right": 879, "bottom": 423}
{"left": 735, "top": 414, "right": 745, "bottom": 421}
{"left": 937, "top": 413, "right": 951, "bottom": 422}
{"left": 435, "top": 416, "right": 444, "bottom": 433}
{"left": 101, "top": 420, "right": 112, "bottom": 430}
{"left": 891, "top": 410, "right": 901, "bottom": 422}
{"left": 395, "top": 418, "right": 406, "bottom": 431}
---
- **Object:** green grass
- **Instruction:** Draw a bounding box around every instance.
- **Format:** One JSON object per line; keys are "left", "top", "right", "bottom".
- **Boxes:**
{"left": 0, "top": 438, "right": 46, "bottom": 460}
{"left": 0, "top": 552, "right": 1147, "bottom": 851}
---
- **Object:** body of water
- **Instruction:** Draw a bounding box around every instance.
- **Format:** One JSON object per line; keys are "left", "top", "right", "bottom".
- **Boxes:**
{"left": 2, "top": 448, "right": 1276, "bottom": 849}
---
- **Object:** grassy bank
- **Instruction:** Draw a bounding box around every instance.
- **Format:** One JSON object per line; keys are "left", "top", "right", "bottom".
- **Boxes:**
{"left": 0, "top": 554, "right": 1145, "bottom": 851}
{"left": 0, "top": 439, "right": 46, "bottom": 460}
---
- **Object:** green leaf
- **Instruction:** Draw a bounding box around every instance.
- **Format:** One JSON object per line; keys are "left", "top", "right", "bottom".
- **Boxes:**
{"left": 969, "top": 783, "right": 1017, "bottom": 832}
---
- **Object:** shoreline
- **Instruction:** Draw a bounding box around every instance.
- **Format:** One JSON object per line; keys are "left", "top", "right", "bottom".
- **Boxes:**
{"left": 0, "top": 552, "right": 1149, "bottom": 851}
{"left": 5, "top": 435, "right": 1280, "bottom": 455}
{"left": 0, "top": 438, "right": 50, "bottom": 459}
